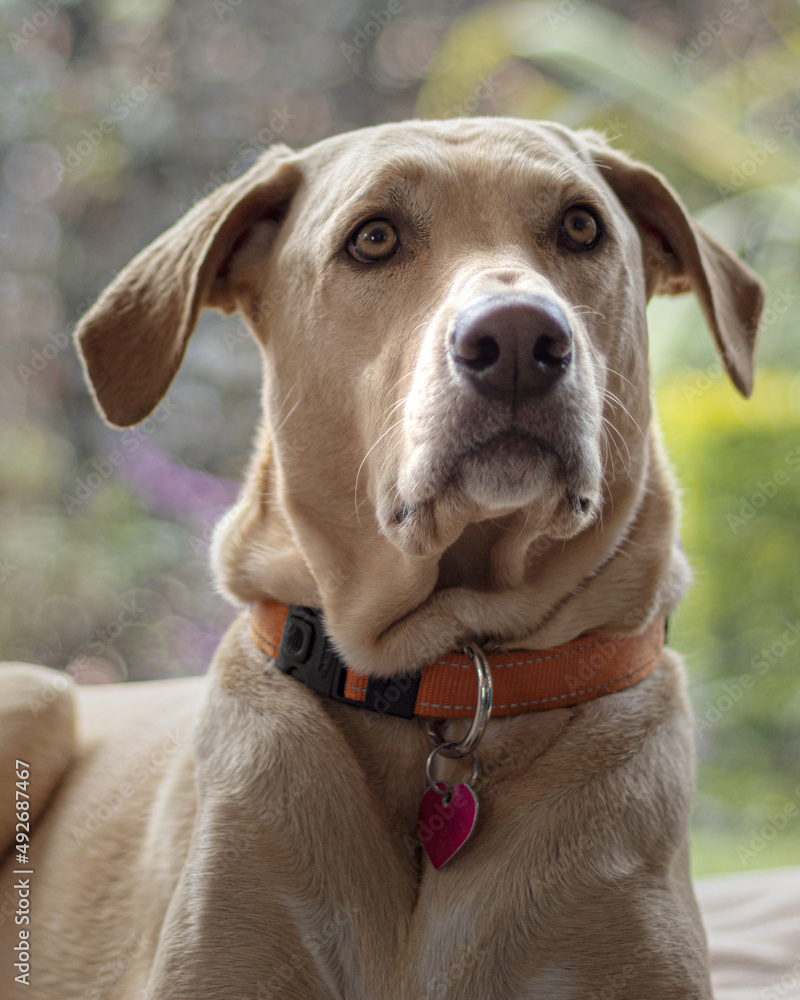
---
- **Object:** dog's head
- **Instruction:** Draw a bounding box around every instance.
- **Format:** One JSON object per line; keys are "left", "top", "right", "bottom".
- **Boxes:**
{"left": 75, "top": 119, "right": 763, "bottom": 674}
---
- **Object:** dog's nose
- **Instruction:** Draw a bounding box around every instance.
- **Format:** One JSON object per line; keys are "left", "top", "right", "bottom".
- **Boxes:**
{"left": 450, "top": 294, "right": 573, "bottom": 402}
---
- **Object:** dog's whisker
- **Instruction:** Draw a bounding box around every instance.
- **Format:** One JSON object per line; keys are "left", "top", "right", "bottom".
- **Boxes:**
{"left": 386, "top": 369, "right": 417, "bottom": 396}
{"left": 352, "top": 390, "right": 412, "bottom": 523}
{"left": 569, "top": 304, "right": 606, "bottom": 322}
{"left": 546, "top": 144, "right": 594, "bottom": 182}
{"left": 598, "top": 467, "right": 613, "bottom": 517}
{"left": 601, "top": 415, "right": 631, "bottom": 470}
{"left": 354, "top": 415, "right": 406, "bottom": 525}
{"left": 513, "top": 507, "right": 532, "bottom": 546}
{"left": 373, "top": 443, "right": 411, "bottom": 517}
{"left": 272, "top": 383, "right": 302, "bottom": 437}
{"left": 600, "top": 415, "right": 632, "bottom": 474}
{"left": 600, "top": 388, "right": 646, "bottom": 445}
{"left": 600, "top": 364, "right": 636, "bottom": 391}
{"left": 598, "top": 422, "right": 616, "bottom": 479}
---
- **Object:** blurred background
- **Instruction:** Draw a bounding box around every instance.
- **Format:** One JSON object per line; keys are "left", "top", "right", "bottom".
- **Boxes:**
{"left": 0, "top": 0, "right": 798, "bottom": 875}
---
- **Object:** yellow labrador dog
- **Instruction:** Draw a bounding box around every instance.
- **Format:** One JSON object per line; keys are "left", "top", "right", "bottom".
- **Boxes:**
{"left": 0, "top": 118, "right": 763, "bottom": 999}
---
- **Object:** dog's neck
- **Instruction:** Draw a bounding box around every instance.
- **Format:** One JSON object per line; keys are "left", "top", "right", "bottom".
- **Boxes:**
{"left": 212, "top": 424, "right": 688, "bottom": 673}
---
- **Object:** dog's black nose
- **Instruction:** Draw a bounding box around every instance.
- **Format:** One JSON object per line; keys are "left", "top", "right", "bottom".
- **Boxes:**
{"left": 450, "top": 294, "right": 573, "bottom": 403}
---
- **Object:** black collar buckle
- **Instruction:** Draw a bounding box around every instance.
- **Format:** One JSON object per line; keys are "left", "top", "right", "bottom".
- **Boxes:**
{"left": 275, "top": 605, "right": 350, "bottom": 703}
{"left": 275, "top": 604, "right": 422, "bottom": 719}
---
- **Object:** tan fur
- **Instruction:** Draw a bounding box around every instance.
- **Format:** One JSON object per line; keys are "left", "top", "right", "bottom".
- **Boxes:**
{"left": 0, "top": 118, "right": 763, "bottom": 998}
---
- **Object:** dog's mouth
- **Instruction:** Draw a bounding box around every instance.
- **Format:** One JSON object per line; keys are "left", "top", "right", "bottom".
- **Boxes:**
{"left": 465, "top": 429, "right": 575, "bottom": 499}
{"left": 386, "top": 426, "right": 601, "bottom": 551}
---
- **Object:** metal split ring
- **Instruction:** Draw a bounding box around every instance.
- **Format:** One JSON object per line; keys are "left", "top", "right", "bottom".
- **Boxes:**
{"left": 426, "top": 641, "right": 493, "bottom": 759}
{"left": 425, "top": 744, "right": 479, "bottom": 796}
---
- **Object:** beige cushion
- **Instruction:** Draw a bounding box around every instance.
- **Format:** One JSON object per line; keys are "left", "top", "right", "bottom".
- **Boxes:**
{"left": 698, "top": 867, "right": 800, "bottom": 999}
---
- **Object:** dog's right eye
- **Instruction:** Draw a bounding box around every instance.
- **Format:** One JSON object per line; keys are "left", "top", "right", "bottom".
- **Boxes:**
{"left": 559, "top": 206, "right": 601, "bottom": 251}
{"left": 348, "top": 219, "right": 399, "bottom": 262}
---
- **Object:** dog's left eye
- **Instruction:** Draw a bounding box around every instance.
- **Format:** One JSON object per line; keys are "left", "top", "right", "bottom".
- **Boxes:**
{"left": 560, "top": 206, "right": 601, "bottom": 250}
{"left": 348, "top": 219, "right": 399, "bottom": 262}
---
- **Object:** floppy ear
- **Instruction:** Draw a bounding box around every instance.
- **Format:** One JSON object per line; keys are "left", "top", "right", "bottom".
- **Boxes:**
{"left": 590, "top": 143, "right": 765, "bottom": 397}
{"left": 74, "top": 147, "right": 301, "bottom": 427}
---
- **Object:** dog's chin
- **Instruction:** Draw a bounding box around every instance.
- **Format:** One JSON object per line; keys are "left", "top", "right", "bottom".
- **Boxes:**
{"left": 459, "top": 434, "right": 562, "bottom": 513}
{"left": 382, "top": 434, "right": 601, "bottom": 556}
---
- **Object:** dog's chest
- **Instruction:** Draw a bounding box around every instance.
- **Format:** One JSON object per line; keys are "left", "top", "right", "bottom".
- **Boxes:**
{"left": 182, "top": 673, "right": 602, "bottom": 997}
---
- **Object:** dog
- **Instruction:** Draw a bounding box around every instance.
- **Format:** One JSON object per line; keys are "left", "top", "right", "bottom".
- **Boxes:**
{"left": 0, "top": 117, "right": 763, "bottom": 999}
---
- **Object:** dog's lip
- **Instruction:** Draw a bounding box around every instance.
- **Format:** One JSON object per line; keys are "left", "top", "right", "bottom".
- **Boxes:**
{"left": 462, "top": 428, "right": 558, "bottom": 462}
{"left": 394, "top": 428, "right": 566, "bottom": 519}
{"left": 445, "top": 428, "right": 564, "bottom": 488}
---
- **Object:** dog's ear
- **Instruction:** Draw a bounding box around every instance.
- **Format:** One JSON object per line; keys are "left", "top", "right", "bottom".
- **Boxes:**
{"left": 590, "top": 142, "right": 765, "bottom": 397}
{"left": 75, "top": 147, "right": 301, "bottom": 427}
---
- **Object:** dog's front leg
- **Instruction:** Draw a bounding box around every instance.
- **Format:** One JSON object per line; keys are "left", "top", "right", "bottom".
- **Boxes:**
{"left": 144, "top": 634, "right": 414, "bottom": 1000}
{"left": 143, "top": 800, "right": 348, "bottom": 1000}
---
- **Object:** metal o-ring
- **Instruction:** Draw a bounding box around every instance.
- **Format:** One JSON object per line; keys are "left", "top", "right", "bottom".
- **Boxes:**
{"left": 431, "top": 642, "right": 493, "bottom": 759}
{"left": 426, "top": 743, "right": 479, "bottom": 795}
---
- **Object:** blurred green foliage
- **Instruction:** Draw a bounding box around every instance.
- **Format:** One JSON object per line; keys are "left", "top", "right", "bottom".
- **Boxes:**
{"left": 659, "top": 371, "right": 800, "bottom": 873}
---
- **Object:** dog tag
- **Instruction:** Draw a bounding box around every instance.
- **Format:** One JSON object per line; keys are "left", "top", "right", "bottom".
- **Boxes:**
{"left": 417, "top": 780, "right": 478, "bottom": 870}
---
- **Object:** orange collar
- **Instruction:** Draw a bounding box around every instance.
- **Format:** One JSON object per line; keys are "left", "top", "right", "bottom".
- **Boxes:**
{"left": 250, "top": 600, "right": 666, "bottom": 720}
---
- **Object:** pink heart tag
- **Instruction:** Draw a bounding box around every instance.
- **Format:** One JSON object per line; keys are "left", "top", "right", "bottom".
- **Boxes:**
{"left": 417, "top": 781, "right": 479, "bottom": 870}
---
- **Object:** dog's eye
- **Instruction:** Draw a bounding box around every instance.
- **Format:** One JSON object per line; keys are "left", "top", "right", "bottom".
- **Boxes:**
{"left": 348, "top": 219, "right": 399, "bottom": 262}
{"left": 560, "top": 207, "right": 601, "bottom": 250}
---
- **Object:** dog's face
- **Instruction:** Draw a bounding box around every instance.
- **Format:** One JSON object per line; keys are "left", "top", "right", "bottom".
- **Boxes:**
{"left": 263, "top": 120, "right": 644, "bottom": 557}
{"left": 75, "top": 118, "right": 763, "bottom": 673}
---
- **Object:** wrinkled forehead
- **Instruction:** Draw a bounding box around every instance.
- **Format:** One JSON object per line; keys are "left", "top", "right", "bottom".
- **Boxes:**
{"left": 294, "top": 119, "right": 608, "bottom": 223}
